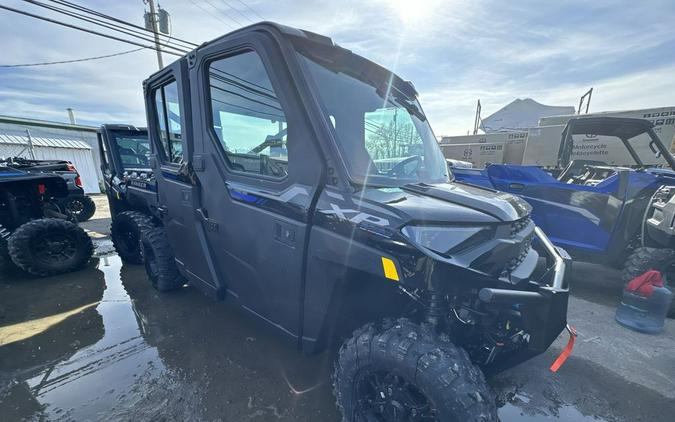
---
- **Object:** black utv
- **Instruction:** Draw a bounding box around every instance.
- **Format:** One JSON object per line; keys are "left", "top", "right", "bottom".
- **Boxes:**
{"left": 0, "top": 166, "right": 93, "bottom": 277}
{"left": 97, "top": 125, "right": 158, "bottom": 263}
{"left": 1, "top": 157, "right": 96, "bottom": 222}
{"left": 138, "top": 22, "right": 570, "bottom": 421}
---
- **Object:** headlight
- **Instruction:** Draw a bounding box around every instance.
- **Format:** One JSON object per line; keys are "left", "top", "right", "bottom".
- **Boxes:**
{"left": 401, "top": 225, "right": 492, "bottom": 255}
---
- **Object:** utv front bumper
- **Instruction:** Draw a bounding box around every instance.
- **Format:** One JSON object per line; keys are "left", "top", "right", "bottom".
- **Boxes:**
{"left": 479, "top": 227, "right": 571, "bottom": 373}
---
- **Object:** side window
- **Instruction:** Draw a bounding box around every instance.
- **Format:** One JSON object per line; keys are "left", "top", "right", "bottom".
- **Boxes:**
{"left": 153, "top": 80, "right": 183, "bottom": 164}
{"left": 207, "top": 50, "right": 288, "bottom": 178}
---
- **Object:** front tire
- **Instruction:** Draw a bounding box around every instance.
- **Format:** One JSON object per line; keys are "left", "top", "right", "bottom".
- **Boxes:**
{"left": 7, "top": 219, "right": 93, "bottom": 277}
{"left": 141, "top": 228, "right": 185, "bottom": 291}
{"left": 111, "top": 211, "right": 155, "bottom": 264}
{"left": 622, "top": 247, "right": 675, "bottom": 318}
{"left": 64, "top": 195, "right": 96, "bottom": 222}
{"left": 333, "top": 319, "right": 497, "bottom": 422}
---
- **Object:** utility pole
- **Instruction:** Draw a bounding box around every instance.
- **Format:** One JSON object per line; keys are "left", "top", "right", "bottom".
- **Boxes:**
{"left": 145, "top": 0, "right": 164, "bottom": 69}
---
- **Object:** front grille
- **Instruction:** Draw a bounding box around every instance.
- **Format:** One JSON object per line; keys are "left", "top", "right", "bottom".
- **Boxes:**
{"left": 501, "top": 229, "right": 534, "bottom": 278}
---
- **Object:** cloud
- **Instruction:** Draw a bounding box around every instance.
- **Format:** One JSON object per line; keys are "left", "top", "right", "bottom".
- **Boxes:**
{"left": 0, "top": 0, "right": 673, "bottom": 138}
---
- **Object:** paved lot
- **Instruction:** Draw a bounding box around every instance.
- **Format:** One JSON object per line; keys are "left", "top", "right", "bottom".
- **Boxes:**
{"left": 1, "top": 197, "right": 673, "bottom": 421}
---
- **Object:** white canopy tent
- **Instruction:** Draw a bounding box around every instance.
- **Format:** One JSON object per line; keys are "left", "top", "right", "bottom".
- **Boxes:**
{"left": 482, "top": 98, "right": 575, "bottom": 133}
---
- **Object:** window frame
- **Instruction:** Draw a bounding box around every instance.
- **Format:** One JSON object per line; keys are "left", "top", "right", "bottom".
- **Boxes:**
{"left": 150, "top": 78, "right": 184, "bottom": 167}
{"left": 202, "top": 45, "right": 292, "bottom": 182}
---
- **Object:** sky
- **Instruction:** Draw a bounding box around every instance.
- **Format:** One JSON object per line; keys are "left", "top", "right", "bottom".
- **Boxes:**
{"left": 0, "top": 0, "right": 674, "bottom": 136}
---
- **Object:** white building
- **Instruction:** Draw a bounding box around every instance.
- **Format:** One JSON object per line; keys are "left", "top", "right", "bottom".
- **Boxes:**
{"left": 0, "top": 115, "right": 102, "bottom": 193}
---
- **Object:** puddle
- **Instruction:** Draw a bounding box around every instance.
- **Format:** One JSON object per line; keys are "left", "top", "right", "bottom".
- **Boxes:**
{"left": 0, "top": 255, "right": 669, "bottom": 421}
{"left": 0, "top": 256, "right": 172, "bottom": 421}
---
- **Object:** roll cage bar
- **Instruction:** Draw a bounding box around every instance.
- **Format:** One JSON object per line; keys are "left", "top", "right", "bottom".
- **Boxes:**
{"left": 556, "top": 116, "right": 675, "bottom": 170}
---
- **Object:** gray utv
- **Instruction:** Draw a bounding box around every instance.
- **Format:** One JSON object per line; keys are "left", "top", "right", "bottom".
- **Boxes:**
{"left": 138, "top": 22, "right": 571, "bottom": 421}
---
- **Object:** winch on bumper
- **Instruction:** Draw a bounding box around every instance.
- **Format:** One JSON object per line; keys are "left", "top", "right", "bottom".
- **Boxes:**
{"left": 478, "top": 226, "right": 571, "bottom": 373}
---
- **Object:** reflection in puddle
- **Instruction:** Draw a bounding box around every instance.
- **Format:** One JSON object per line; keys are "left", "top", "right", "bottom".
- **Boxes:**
{"left": 498, "top": 392, "right": 609, "bottom": 422}
{"left": 1, "top": 256, "right": 169, "bottom": 420}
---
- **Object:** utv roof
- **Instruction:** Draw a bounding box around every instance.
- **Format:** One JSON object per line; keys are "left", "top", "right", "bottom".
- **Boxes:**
{"left": 565, "top": 117, "right": 653, "bottom": 139}
{"left": 146, "top": 21, "right": 418, "bottom": 98}
{"left": 98, "top": 124, "right": 146, "bottom": 132}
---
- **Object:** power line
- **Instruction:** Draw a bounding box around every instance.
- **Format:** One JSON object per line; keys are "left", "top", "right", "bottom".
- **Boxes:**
{"left": 186, "top": 0, "right": 234, "bottom": 30}
{"left": 0, "top": 4, "right": 184, "bottom": 56}
{"left": 20, "top": 0, "right": 190, "bottom": 54}
{"left": 48, "top": 0, "right": 198, "bottom": 47}
{"left": 0, "top": 47, "right": 144, "bottom": 67}
{"left": 234, "top": 0, "right": 265, "bottom": 21}
{"left": 220, "top": 0, "right": 254, "bottom": 24}
{"left": 204, "top": 0, "right": 244, "bottom": 27}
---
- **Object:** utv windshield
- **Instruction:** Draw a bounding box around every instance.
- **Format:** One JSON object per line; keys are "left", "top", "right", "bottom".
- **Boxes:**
{"left": 110, "top": 130, "right": 151, "bottom": 170}
{"left": 294, "top": 39, "right": 449, "bottom": 187}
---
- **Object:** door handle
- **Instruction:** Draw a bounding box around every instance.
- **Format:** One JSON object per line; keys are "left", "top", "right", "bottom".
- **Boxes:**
{"left": 196, "top": 208, "right": 219, "bottom": 232}
{"left": 508, "top": 183, "right": 525, "bottom": 191}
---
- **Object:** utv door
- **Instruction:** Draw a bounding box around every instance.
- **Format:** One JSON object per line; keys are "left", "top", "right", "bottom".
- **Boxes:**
{"left": 145, "top": 60, "right": 218, "bottom": 293}
{"left": 189, "top": 32, "right": 323, "bottom": 338}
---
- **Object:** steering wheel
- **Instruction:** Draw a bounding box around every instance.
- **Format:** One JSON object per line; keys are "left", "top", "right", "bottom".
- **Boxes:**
{"left": 387, "top": 155, "right": 422, "bottom": 178}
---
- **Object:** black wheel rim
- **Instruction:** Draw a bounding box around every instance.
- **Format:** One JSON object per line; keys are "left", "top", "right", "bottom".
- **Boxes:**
{"left": 354, "top": 370, "right": 438, "bottom": 422}
{"left": 120, "top": 227, "right": 139, "bottom": 254}
{"left": 67, "top": 199, "right": 84, "bottom": 215}
{"left": 31, "top": 232, "right": 78, "bottom": 265}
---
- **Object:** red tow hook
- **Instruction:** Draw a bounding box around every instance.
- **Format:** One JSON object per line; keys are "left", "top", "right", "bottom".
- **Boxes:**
{"left": 550, "top": 324, "right": 577, "bottom": 373}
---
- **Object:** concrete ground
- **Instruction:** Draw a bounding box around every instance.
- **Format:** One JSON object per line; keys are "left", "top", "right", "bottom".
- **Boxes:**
{"left": 0, "top": 197, "right": 673, "bottom": 421}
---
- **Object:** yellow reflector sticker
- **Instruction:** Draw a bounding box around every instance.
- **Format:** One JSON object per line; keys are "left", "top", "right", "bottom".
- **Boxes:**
{"left": 381, "top": 257, "right": 400, "bottom": 282}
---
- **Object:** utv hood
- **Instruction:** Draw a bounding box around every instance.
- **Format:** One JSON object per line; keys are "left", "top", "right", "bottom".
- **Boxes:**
{"left": 358, "top": 182, "right": 531, "bottom": 224}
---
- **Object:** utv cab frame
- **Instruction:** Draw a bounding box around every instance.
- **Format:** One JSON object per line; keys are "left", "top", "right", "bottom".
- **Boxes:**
{"left": 138, "top": 22, "right": 570, "bottom": 421}
{"left": 97, "top": 124, "right": 158, "bottom": 263}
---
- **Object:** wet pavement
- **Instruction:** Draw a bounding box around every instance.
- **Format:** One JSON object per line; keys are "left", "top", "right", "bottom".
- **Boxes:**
{"left": 0, "top": 199, "right": 674, "bottom": 421}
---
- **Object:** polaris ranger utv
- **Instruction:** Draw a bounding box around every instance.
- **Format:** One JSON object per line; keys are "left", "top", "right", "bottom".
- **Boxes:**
{"left": 453, "top": 117, "right": 675, "bottom": 267}
{"left": 139, "top": 22, "right": 571, "bottom": 421}
{"left": 97, "top": 125, "right": 157, "bottom": 263}
{"left": 1, "top": 157, "right": 96, "bottom": 222}
{"left": 0, "top": 166, "right": 93, "bottom": 277}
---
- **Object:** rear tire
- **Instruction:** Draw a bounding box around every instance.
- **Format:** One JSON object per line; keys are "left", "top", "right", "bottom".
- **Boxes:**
{"left": 7, "top": 219, "right": 93, "bottom": 277}
{"left": 333, "top": 318, "right": 497, "bottom": 422}
{"left": 141, "top": 228, "right": 185, "bottom": 291}
{"left": 0, "top": 224, "right": 14, "bottom": 276}
{"left": 622, "top": 247, "right": 675, "bottom": 318}
{"left": 64, "top": 195, "right": 96, "bottom": 222}
{"left": 111, "top": 211, "right": 155, "bottom": 264}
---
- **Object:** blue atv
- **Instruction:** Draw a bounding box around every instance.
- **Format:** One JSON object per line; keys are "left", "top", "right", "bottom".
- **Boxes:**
{"left": 452, "top": 117, "right": 675, "bottom": 267}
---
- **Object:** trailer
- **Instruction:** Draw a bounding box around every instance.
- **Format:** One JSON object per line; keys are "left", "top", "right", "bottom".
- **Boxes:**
{"left": 441, "top": 106, "right": 675, "bottom": 168}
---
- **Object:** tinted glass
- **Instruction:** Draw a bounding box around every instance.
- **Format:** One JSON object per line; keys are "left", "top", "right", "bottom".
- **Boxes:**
{"left": 110, "top": 131, "right": 151, "bottom": 170}
{"left": 153, "top": 80, "right": 183, "bottom": 164}
{"left": 296, "top": 44, "right": 448, "bottom": 187}
{"left": 208, "top": 50, "right": 288, "bottom": 178}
